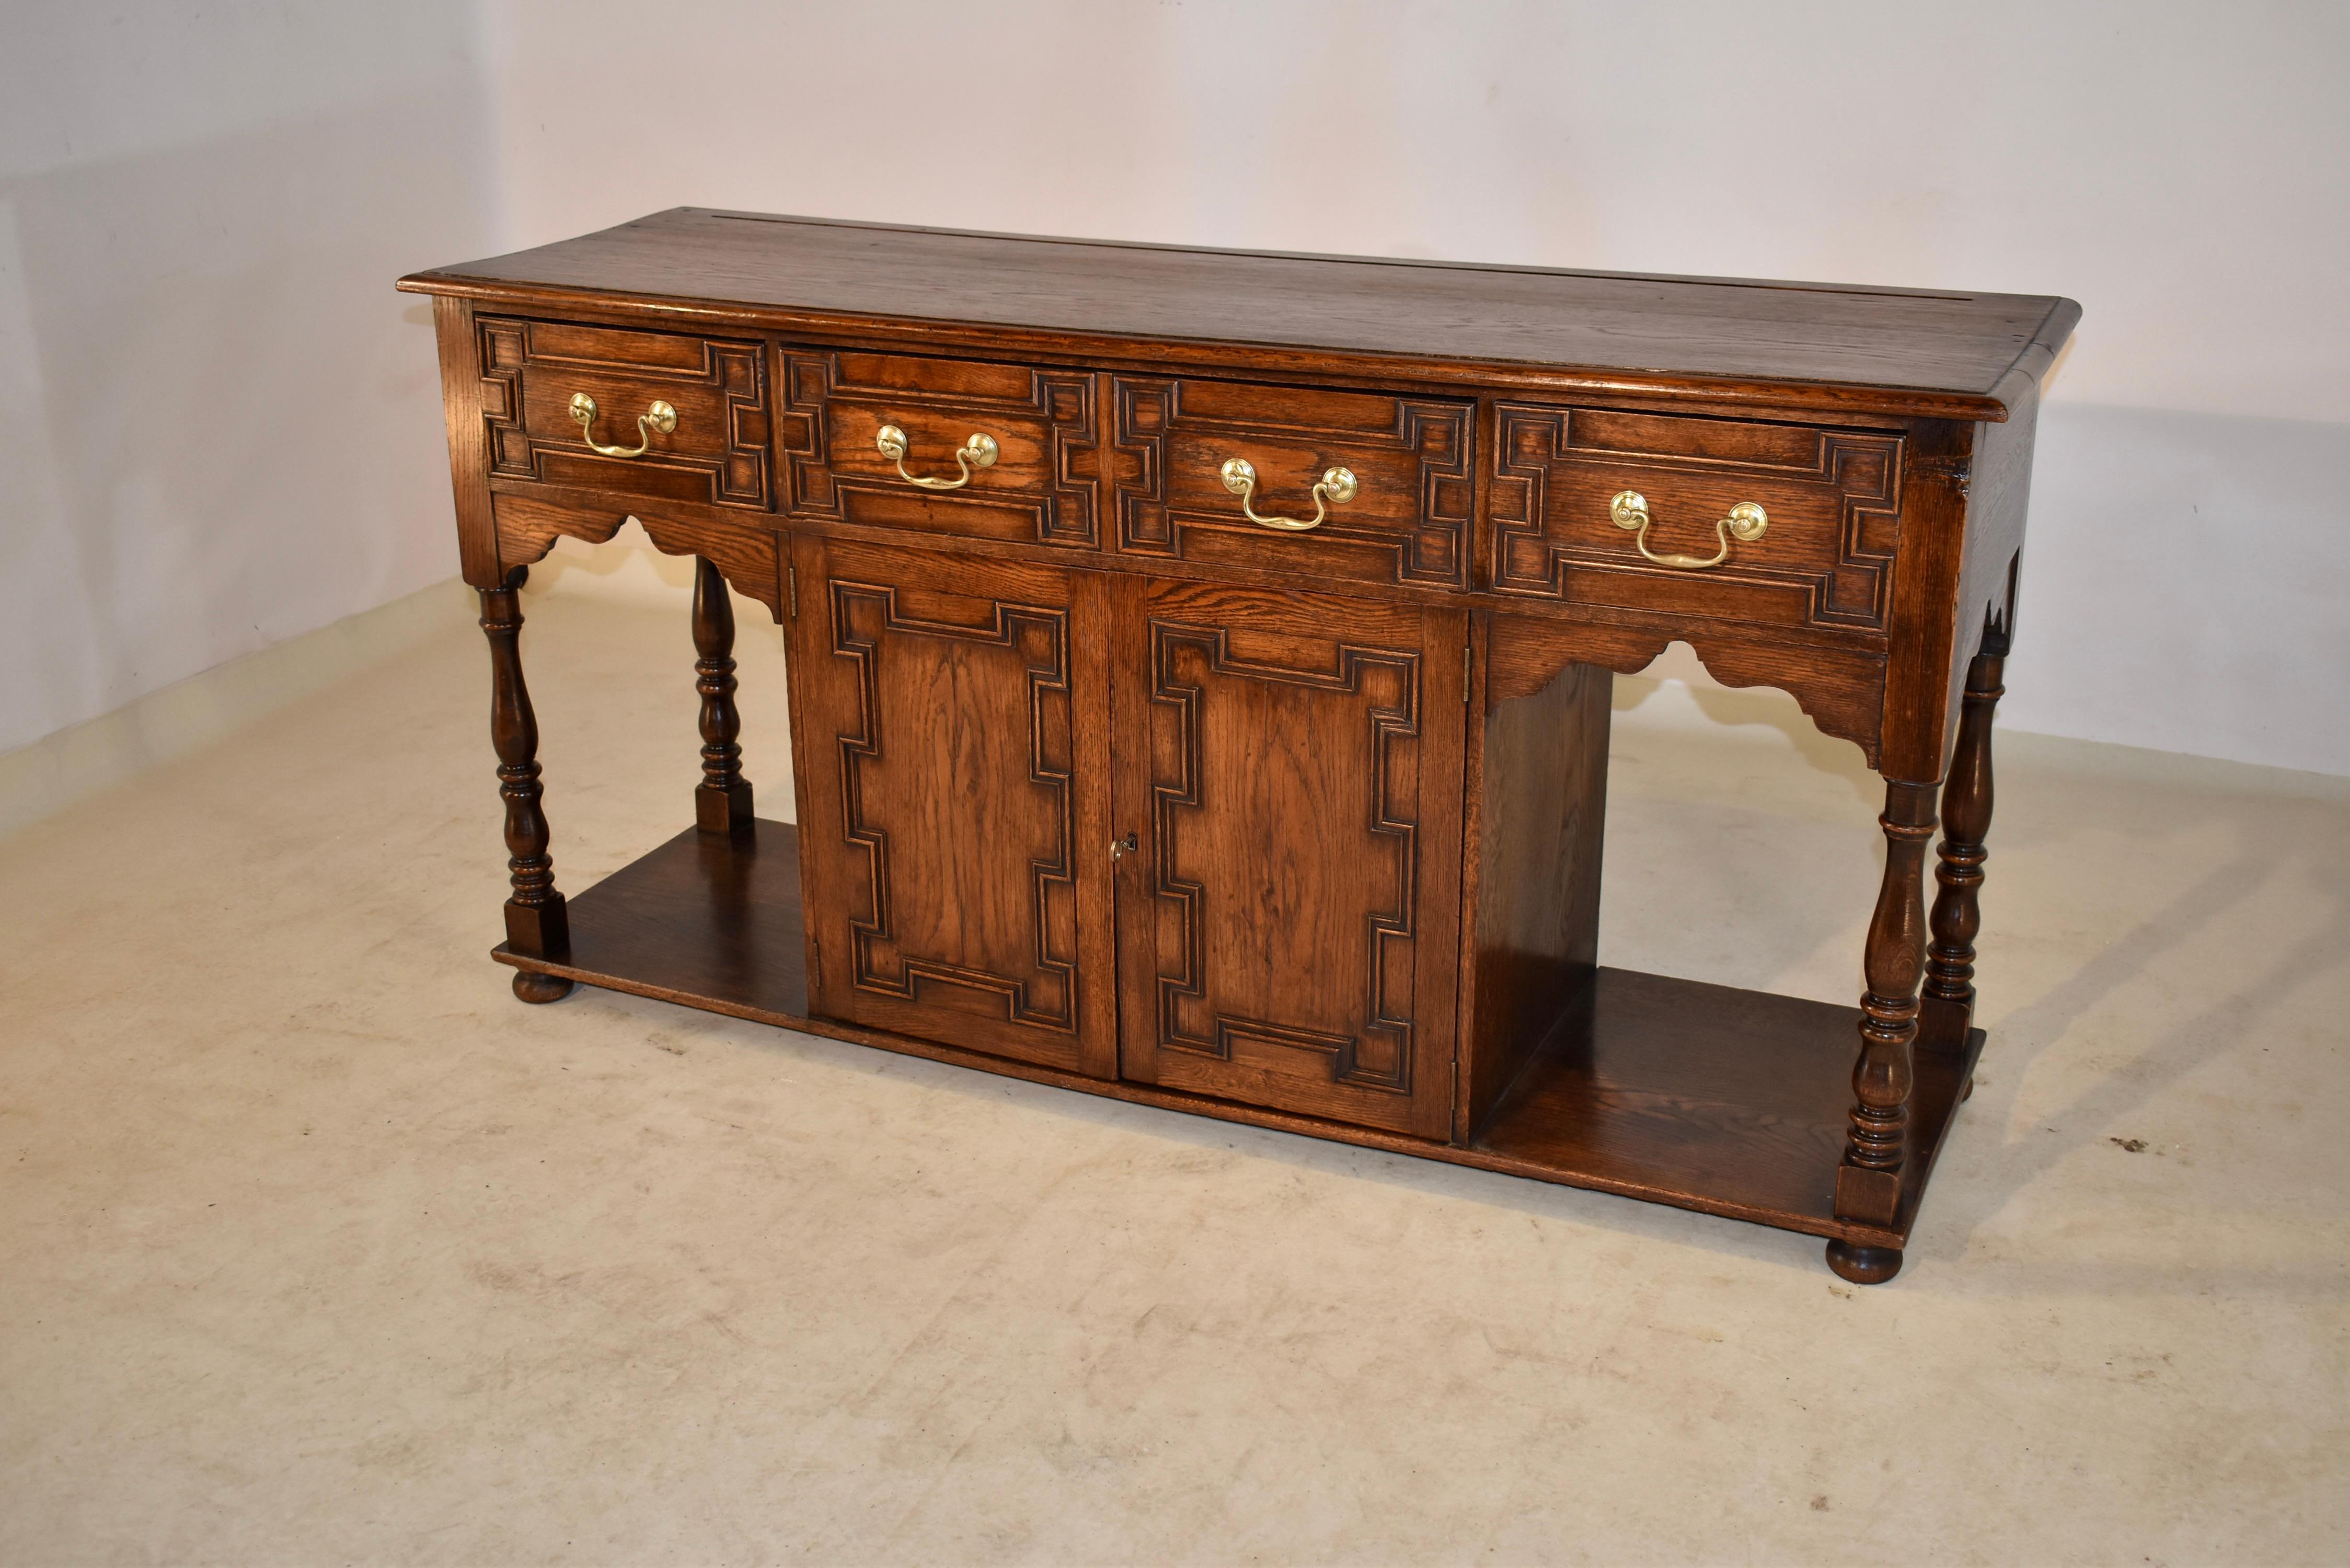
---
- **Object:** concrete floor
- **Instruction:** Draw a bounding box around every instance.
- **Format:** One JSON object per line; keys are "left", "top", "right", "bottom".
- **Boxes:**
{"left": 3, "top": 582, "right": 2345, "bottom": 1564}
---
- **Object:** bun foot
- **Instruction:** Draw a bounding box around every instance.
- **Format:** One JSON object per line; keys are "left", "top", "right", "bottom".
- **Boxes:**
{"left": 1825, "top": 1239, "right": 1903, "bottom": 1284}
{"left": 512, "top": 971, "right": 574, "bottom": 1004}
{"left": 1961, "top": 1073, "right": 1976, "bottom": 1102}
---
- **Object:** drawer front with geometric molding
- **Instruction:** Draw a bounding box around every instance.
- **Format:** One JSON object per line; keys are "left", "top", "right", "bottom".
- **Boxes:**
{"left": 1110, "top": 376, "right": 1475, "bottom": 591}
{"left": 478, "top": 317, "right": 770, "bottom": 509}
{"left": 775, "top": 348, "right": 1101, "bottom": 549}
{"left": 1490, "top": 405, "right": 1904, "bottom": 632}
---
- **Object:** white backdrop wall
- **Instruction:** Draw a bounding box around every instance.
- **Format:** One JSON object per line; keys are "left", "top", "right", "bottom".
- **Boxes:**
{"left": 7, "top": 0, "right": 2347, "bottom": 775}
{"left": 1, "top": 6, "right": 502, "bottom": 758}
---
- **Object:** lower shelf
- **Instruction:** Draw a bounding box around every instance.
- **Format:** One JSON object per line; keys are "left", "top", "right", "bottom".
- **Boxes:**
{"left": 1471, "top": 968, "right": 1976, "bottom": 1246}
{"left": 497, "top": 820, "right": 1980, "bottom": 1252}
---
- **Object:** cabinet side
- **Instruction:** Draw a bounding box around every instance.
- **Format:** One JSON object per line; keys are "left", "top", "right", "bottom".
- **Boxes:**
{"left": 1959, "top": 376, "right": 2039, "bottom": 663}
{"left": 431, "top": 294, "right": 502, "bottom": 588}
{"left": 1456, "top": 641, "right": 1611, "bottom": 1139}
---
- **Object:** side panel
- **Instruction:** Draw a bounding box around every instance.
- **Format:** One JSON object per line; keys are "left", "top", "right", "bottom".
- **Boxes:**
{"left": 1456, "top": 632, "right": 1611, "bottom": 1139}
{"left": 431, "top": 295, "right": 501, "bottom": 588}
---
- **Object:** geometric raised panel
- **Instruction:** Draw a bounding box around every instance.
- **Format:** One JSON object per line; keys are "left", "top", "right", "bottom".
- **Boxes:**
{"left": 789, "top": 539, "right": 1115, "bottom": 1075}
{"left": 1110, "top": 377, "right": 1473, "bottom": 590}
{"left": 833, "top": 584, "right": 1076, "bottom": 1023}
{"left": 1149, "top": 627, "right": 1420, "bottom": 1085}
{"left": 1491, "top": 405, "right": 1902, "bottom": 631}
{"left": 478, "top": 317, "right": 770, "bottom": 508}
{"left": 777, "top": 349, "right": 1100, "bottom": 548}
{"left": 1113, "top": 580, "right": 1464, "bottom": 1139}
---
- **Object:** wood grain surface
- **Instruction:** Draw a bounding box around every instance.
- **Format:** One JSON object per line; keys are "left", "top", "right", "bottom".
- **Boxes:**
{"left": 1111, "top": 578, "right": 1465, "bottom": 1139}
{"left": 413, "top": 212, "right": 2074, "bottom": 1277}
{"left": 494, "top": 828, "right": 1978, "bottom": 1249}
{"left": 402, "top": 209, "right": 2078, "bottom": 420}
{"left": 788, "top": 538, "right": 1118, "bottom": 1077}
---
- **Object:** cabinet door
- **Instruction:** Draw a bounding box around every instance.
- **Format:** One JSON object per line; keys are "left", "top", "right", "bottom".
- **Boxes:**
{"left": 1112, "top": 579, "right": 1465, "bottom": 1138}
{"left": 789, "top": 537, "right": 1116, "bottom": 1076}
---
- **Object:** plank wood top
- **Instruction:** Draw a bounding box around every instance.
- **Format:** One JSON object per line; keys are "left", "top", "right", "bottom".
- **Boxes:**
{"left": 400, "top": 209, "right": 2078, "bottom": 421}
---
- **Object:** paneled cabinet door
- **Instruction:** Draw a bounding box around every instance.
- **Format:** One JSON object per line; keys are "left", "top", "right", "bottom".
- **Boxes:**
{"left": 789, "top": 537, "right": 1118, "bottom": 1077}
{"left": 1112, "top": 579, "right": 1467, "bottom": 1139}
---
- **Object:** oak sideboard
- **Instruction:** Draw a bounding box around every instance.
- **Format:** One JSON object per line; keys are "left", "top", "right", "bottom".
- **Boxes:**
{"left": 399, "top": 210, "right": 2077, "bottom": 1283}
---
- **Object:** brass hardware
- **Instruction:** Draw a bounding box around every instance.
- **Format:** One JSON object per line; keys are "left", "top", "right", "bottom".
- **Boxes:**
{"left": 569, "top": 392, "right": 676, "bottom": 458}
{"left": 1218, "top": 457, "right": 1358, "bottom": 532}
{"left": 1110, "top": 831, "right": 1137, "bottom": 860}
{"left": 877, "top": 422, "right": 998, "bottom": 490}
{"left": 1608, "top": 490, "right": 1767, "bottom": 570}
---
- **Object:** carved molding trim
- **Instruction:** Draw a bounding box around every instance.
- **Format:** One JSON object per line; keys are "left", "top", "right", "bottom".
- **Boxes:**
{"left": 777, "top": 353, "right": 1100, "bottom": 547}
{"left": 828, "top": 581, "right": 1080, "bottom": 1029}
{"left": 488, "top": 491, "right": 783, "bottom": 622}
{"left": 1146, "top": 620, "right": 1421, "bottom": 1091}
{"left": 1491, "top": 406, "right": 1902, "bottom": 630}
{"left": 478, "top": 318, "right": 769, "bottom": 508}
{"left": 1112, "top": 379, "right": 1473, "bottom": 587}
{"left": 1484, "top": 614, "right": 1887, "bottom": 767}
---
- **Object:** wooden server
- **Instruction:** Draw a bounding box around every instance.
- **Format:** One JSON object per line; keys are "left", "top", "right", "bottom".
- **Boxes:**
{"left": 401, "top": 212, "right": 2077, "bottom": 1283}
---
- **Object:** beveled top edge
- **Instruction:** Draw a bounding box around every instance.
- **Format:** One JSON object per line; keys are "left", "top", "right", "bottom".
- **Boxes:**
{"left": 400, "top": 207, "right": 2081, "bottom": 421}
{"left": 689, "top": 210, "right": 1994, "bottom": 304}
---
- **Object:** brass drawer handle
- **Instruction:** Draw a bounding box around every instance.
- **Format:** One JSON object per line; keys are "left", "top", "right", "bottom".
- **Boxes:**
{"left": 1218, "top": 457, "right": 1358, "bottom": 533}
{"left": 1609, "top": 489, "right": 1768, "bottom": 570}
{"left": 877, "top": 423, "right": 998, "bottom": 490}
{"left": 569, "top": 392, "right": 676, "bottom": 458}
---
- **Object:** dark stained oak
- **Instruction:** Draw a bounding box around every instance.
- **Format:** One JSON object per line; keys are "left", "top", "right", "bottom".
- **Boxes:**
{"left": 1110, "top": 578, "right": 1465, "bottom": 1139}
{"left": 691, "top": 556, "right": 754, "bottom": 835}
{"left": 493, "top": 835, "right": 1978, "bottom": 1252}
{"left": 788, "top": 537, "right": 1118, "bottom": 1077}
{"left": 1922, "top": 648, "right": 2005, "bottom": 1052}
{"left": 410, "top": 212, "right": 2076, "bottom": 1282}
{"left": 499, "top": 821, "right": 807, "bottom": 1019}
{"left": 401, "top": 210, "right": 2077, "bottom": 422}
{"left": 1474, "top": 967, "right": 1979, "bottom": 1241}
{"left": 778, "top": 346, "right": 1102, "bottom": 549}
{"left": 1490, "top": 404, "right": 1904, "bottom": 632}
{"left": 1825, "top": 1241, "right": 1905, "bottom": 1285}
{"left": 477, "top": 567, "right": 568, "bottom": 994}
{"left": 1479, "top": 607, "right": 1889, "bottom": 769}
{"left": 432, "top": 296, "right": 500, "bottom": 588}
{"left": 489, "top": 489, "right": 784, "bottom": 621}
{"left": 1109, "top": 376, "right": 1473, "bottom": 589}
{"left": 1456, "top": 643, "right": 1610, "bottom": 1140}
{"left": 476, "top": 315, "right": 770, "bottom": 510}
{"left": 1836, "top": 781, "right": 1940, "bottom": 1230}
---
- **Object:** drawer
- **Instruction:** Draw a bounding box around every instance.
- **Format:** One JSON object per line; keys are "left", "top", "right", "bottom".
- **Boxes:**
{"left": 478, "top": 317, "right": 770, "bottom": 508}
{"left": 1491, "top": 405, "right": 1905, "bottom": 631}
{"left": 776, "top": 348, "right": 1100, "bottom": 548}
{"left": 1110, "top": 376, "right": 1474, "bottom": 589}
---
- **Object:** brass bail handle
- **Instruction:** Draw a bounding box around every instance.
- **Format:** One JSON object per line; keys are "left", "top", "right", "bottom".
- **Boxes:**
{"left": 569, "top": 392, "right": 677, "bottom": 458}
{"left": 1609, "top": 489, "right": 1768, "bottom": 570}
{"left": 877, "top": 423, "right": 999, "bottom": 490}
{"left": 1218, "top": 457, "right": 1359, "bottom": 532}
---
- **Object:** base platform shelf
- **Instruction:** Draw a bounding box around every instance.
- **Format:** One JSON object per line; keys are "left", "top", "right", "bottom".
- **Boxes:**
{"left": 495, "top": 822, "right": 1980, "bottom": 1255}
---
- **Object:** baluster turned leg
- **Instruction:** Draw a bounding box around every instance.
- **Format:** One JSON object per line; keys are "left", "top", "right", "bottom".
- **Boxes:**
{"left": 1921, "top": 651, "right": 2006, "bottom": 1069}
{"left": 480, "top": 567, "right": 572, "bottom": 1003}
{"left": 692, "top": 557, "right": 755, "bottom": 835}
{"left": 1827, "top": 779, "right": 1939, "bottom": 1283}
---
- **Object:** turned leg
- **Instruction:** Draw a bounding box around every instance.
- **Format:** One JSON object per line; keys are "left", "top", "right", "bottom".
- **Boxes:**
{"left": 692, "top": 557, "right": 755, "bottom": 836}
{"left": 1921, "top": 651, "right": 2005, "bottom": 1054}
{"left": 1828, "top": 779, "right": 1938, "bottom": 1280}
{"left": 480, "top": 567, "right": 571, "bottom": 1003}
